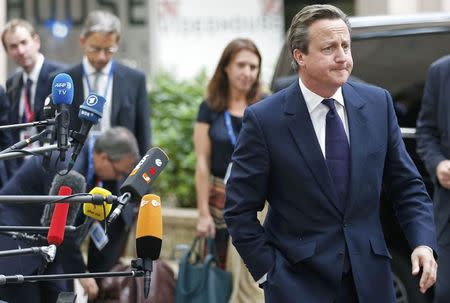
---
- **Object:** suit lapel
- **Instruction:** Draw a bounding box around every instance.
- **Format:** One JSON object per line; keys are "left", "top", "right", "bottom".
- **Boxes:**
{"left": 284, "top": 82, "right": 342, "bottom": 214}
{"left": 342, "top": 83, "right": 367, "bottom": 214}
{"left": 8, "top": 74, "right": 22, "bottom": 124}
{"left": 73, "top": 65, "right": 84, "bottom": 109}
{"left": 111, "top": 64, "right": 123, "bottom": 125}
{"left": 34, "top": 60, "right": 49, "bottom": 119}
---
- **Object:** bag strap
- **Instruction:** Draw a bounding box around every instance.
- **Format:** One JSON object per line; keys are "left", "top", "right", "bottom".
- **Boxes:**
{"left": 205, "top": 236, "right": 221, "bottom": 266}
{"left": 177, "top": 236, "right": 214, "bottom": 296}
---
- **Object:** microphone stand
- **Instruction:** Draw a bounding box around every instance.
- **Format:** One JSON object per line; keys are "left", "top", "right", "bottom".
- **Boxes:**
{"left": 0, "top": 226, "right": 77, "bottom": 233}
{"left": 0, "top": 129, "right": 52, "bottom": 155}
{"left": 0, "top": 143, "right": 70, "bottom": 161}
{"left": 0, "top": 244, "right": 56, "bottom": 262}
{"left": 0, "top": 258, "right": 146, "bottom": 284}
{"left": 0, "top": 231, "right": 47, "bottom": 245}
{"left": 0, "top": 194, "right": 117, "bottom": 205}
{"left": 0, "top": 119, "right": 55, "bottom": 130}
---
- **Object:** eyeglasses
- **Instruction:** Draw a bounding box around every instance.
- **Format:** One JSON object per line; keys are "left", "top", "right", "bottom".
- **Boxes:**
{"left": 86, "top": 45, "right": 118, "bottom": 55}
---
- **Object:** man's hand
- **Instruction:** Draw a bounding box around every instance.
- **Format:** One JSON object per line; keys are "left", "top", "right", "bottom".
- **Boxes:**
{"left": 436, "top": 160, "right": 450, "bottom": 188}
{"left": 411, "top": 246, "right": 437, "bottom": 294}
{"left": 79, "top": 277, "right": 99, "bottom": 301}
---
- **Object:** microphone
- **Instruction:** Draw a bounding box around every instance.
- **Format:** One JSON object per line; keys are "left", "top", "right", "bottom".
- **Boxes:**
{"left": 135, "top": 194, "right": 163, "bottom": 298}
{"left": 68, "top": 94, "right": 106, "bottom": 171}
{"left": 83, "top": 187, "right": 113, "bottom": 221}
{"left": 72, "top": 187, "right": 113, "bottom": 247}
{"left": 41, "top": 170, "right": 87, "bottom": 227}
{"left": 47, "top": 185, "right": 72, "bottom": 247}
{"left": 42, "top": 94, "right": 55, "bottom": 170}
{"left": 40, "top": 171, "right": 85, "bottom": 272}
{"left": 42, "top": 94, "right": 56, "bottom": 143}
{"left": 107, "top": 147, "right": 169, "bottom": 225}
{"left": 52, "top": 73, "right": 74, "bottom": 161}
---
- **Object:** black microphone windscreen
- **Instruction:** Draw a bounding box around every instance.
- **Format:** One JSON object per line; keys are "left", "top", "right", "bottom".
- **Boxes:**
{"left": 43, "top": 94, "right": 55, "bottom": 120}
{"left": 41, "top": 170, "right": 86, "bottom": 227}
{"left": 120, "top": 147, "right": 169, "bottom": 199}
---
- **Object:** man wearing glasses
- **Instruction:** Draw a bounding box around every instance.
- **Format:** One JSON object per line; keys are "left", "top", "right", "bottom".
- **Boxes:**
{"left": 52, "top": 10, "right": 151, "bottom": 158}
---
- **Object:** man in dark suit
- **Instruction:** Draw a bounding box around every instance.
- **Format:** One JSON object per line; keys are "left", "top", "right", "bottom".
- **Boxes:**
{"left": 54, "top": 10, "right": 151, "bottom": 157}
{"left": 224, "top": 5, "right": 437, "bottom": 303}
{"left": 416, "top": 53, "right": 450, "bottom": 302}
{"left": 1, "top": 19, "right": 63, "bottom": 178}
{"left": 0, "top": 127, "right": 140, "bottom": 302}
{"left": 49, "top": 10, "right": 151, "bottom": 279}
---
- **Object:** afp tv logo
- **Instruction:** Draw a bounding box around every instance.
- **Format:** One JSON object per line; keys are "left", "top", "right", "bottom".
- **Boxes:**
{"left": 54, "top": 81, "right": 72, "bottom": 95}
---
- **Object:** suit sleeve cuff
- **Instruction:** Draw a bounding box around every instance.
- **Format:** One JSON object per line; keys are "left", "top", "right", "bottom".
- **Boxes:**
{"left": 256, "top": 273, "right": 268, "bottom": 285}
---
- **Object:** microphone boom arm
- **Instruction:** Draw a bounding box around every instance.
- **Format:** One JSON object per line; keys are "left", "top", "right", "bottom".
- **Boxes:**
{"left": 0, "top": 129, "right": 52, "bottom": 155}
{"left": 0, "top": 119, "right": 55, "bottom": 130}
{"left": 107, "top": 192, "right": 131, "bottom": 225}
{"left": 0, "top": 244, "right": 56, "bottom": 262}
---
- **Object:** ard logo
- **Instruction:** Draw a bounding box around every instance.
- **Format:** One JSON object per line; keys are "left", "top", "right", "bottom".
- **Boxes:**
{"left": 87, "top": 95, "right": 98, "bottom": 106}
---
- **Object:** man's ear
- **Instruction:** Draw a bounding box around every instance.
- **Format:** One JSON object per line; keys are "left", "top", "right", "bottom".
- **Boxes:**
{"left": 33, "top": 34, "right": 41, "bottom": 50}
{"left": 79, "top": 35, "right": 86, "bottom": 48}
{"left": 293, "top": 49, "right": 305, "bottom": 66}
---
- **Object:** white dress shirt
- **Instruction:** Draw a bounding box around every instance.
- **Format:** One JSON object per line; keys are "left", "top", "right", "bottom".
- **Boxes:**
{"left": 19, "top": 53, "right": 44, "bottom": 146}
{"left": 82, "top": 57, "right": 114, "bottom": 131}
{"left": 299, "top": 78, "right": 350, "bottom": 156}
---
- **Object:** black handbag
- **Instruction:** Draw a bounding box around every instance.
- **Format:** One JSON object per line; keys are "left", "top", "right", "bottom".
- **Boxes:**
{"left": 175, "top": 236, "right": 232, "bottom": 303}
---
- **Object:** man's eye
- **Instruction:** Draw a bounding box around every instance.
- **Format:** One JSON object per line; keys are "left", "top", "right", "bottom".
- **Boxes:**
{"left": 323, "top": 47, "right": 333, "bottom": 53}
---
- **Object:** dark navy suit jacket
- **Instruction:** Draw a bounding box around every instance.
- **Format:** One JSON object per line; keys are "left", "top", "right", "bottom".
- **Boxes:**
{"left": 5, "top": 59, "right": 64, "bottom": 143}
{"left": 224, "top": 80, "right": 437, "bottom": 303}
{"left": 417, "top": 54, "right": 450, "bottom": 245}
{"left": 2, "top": 59, "right": 64, "bottom": 182}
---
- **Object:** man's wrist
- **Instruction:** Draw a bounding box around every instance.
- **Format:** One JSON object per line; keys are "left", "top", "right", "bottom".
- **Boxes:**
{"left": 416, "top": 245, "right": 433, "bottom": 254}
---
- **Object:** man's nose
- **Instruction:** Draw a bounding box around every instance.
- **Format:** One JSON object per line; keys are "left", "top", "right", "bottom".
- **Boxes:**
{"left": 335, "top": 47, "right": 347, "bottom": 61}
{"left": 16, "top": 44, "right": 26, "bottom": 55}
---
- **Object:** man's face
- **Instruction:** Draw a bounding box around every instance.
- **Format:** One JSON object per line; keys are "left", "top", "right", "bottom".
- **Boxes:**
{"left": 295, "top": 18, "right": 353, "bottom": 97}
{"left": 80, "top": 32, "right": 119, "bottom": 71}
{"left": 225, "top": 49, "right": 260, "bottom": 95}
{"left": 94, "top": 152, "right": 136, "bottom": 181}
{"left": 3, "top": 26, "right": 41, "bottom": 73}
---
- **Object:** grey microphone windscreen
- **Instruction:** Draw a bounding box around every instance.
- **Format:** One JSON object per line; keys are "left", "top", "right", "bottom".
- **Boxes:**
{"left": 41, "top": 170, "right": 86, "bottom": 226}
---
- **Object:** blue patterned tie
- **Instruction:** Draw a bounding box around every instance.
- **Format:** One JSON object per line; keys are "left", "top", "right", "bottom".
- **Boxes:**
{"left": 322, "top": 98, "right": 350, "bottom": 211}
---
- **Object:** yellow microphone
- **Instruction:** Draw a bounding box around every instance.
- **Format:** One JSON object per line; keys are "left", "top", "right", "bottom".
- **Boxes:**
{"left": 83, "top": 187, "right": 113, "bottom": 221}
{"left": 136, "top": 194, "right": 163, "bottom": 259}
{"left": 136, "top": 194, "right": 163, "bottom": 298}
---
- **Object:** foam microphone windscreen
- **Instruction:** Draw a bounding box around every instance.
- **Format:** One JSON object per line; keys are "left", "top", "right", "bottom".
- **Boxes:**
{"left": 41, "top": 170, "right": 87, "bottom": 226}
{"left": 79, "top": 94, "right": 106, "bottom": 124}
{"left": 136, "top": 194, "right": 162, "bottom": 260}
{"left": 47, "top": 186, "right": 72, "bottom": 246}
{"left": 51, "top": 73, "right": 74, "bottom": 105}
{"left": 120, "top": 147, "right": 169, "bottom": 199}
{"left": 83, "top": 187, "right": 113, "bottom": 221}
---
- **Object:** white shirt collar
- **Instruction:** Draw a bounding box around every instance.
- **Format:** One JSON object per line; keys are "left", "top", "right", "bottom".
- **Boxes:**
{"left": 22, "top": 53, "right": 44, "bottom": 83}
{"left": 298, "top": 78, "right": 345, "bottom": 113}
{"left": 82, "top": 56, "right": 113, "bottom": 75}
